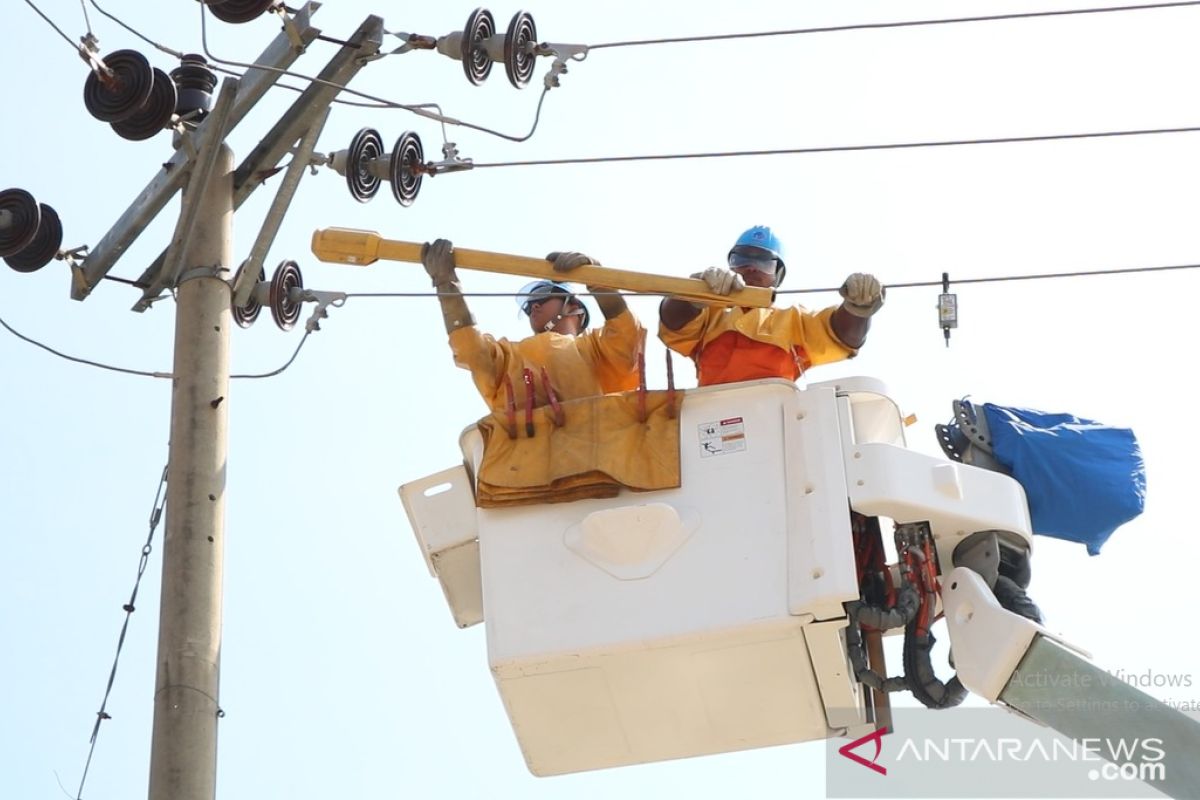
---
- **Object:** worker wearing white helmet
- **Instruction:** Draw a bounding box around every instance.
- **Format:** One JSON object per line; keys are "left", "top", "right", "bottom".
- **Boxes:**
{"left": 659, "top": 225, "right": 884, "bottom": 386}
{"left": 422, "top": 238, "right": 644, "bottom": 414}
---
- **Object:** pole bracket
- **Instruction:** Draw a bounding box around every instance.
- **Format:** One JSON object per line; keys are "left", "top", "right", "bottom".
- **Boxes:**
{"left": 177, "top": 263, "right": 231, "bottom": 286}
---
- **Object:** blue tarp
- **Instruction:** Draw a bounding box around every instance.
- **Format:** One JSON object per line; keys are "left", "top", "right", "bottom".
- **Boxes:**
{"left": 981, "top": 404, "right": 1146, "bottom": 555}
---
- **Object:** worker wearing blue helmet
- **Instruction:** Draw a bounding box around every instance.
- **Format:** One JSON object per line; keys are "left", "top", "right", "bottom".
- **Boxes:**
{"left": 659, "top": 225, "right": 883, "bottom": 386}
{"left": 422, "top": 239, "right": 644, "bottom": 414}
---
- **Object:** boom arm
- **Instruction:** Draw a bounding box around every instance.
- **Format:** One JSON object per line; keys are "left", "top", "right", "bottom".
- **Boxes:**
{"left": 944, "top": 567, "right": 1200, "bottom": 800}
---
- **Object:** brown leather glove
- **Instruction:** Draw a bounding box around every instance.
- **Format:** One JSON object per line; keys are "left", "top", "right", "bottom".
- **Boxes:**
{"left": 422, "top": 238, "right": 460, "bottom": 287}
{"left": 546, "top": 251, "right": 598, "bottom": 272}
{"left": 422, "top": 239, "right": 474, "bottom": 333}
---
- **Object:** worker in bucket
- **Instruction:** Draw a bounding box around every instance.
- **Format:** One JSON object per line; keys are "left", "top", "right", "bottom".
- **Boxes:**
{"left": 422, "top": 238, "right": 644, "bottom": 413}
{"left": 658, "top": 225, "right": 884, "bottom": 386}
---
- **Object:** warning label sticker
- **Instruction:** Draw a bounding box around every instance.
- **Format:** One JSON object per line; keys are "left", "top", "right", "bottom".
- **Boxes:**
{"left": 698, "top": 416, "right": 747, "bottom": 458}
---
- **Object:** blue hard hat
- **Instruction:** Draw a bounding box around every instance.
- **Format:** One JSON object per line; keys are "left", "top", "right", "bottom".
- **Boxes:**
{"left": 516, "top": 280, "right": 590, "bottom": 329}
{"left": 728, "top": 225, "right": 787, "bottom": 286}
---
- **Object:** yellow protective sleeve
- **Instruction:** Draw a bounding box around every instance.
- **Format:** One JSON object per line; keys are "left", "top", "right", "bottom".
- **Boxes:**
{"left": 473, "top": 389, "right": 681, "bottom": 508}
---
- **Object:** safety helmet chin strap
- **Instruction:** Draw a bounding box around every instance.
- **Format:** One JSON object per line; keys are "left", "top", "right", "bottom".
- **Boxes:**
{"left": 542, "top": 297, "right": 586, "bottom": 332}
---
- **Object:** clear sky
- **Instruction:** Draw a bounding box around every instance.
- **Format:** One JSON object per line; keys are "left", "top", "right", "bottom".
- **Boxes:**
{"left": 3, "top": 1, "right": 1198, "bottom": 798}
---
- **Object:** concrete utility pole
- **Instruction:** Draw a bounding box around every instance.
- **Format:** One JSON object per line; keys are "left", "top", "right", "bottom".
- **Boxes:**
{"left": 58, "top": 8, "right": 382, "bottom": 797}
{"left": 147, "top": 145, "right": 233, "bottom": 800}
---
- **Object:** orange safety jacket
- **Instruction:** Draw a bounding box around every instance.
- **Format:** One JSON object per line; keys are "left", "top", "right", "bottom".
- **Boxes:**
{"left": 658, "top": 304, "right": 855, "bottom": 387}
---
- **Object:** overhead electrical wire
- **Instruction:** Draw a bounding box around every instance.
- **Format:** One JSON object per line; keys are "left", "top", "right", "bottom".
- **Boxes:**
{"left": 472, "top": 124, "right": 1200, "bottom": 169}
{"left": 26, "top": 0, "right": 1200, "bottom": 79}
{"left": 230, "top": 332, "right": 312, "bottom": 379}
{"left": 23, "top": 0, "right": 1200, "bottom": 147}
{"left": 587, "top": 1, "right": 1200, "bottom": 50}
{"left": 6, "top": 258, "right": 1190, "bottom": 378}
{"left": 777, "top": 260, "right": 1200, "bottom": 295}
{"left": 77, "top": 0, "right": 93, "bottom": 39}
{"left": 87, "top": 0, "right": 184, "bottom": 59}
{"left": 189, "top": 0, "right": 1200, "bottom": 144}
{"left": 21, "top": 0, "right": 78, "bottom": 50}
{"left": 30, "top": 0, "right": 1200, "bottom": 167}
{"left": 0, "top": 310, "right": 310, "bottom": 380}
{"left": 23, "top": 1, "right": 1200, "bottom": 194}
{"left": 340, "top": 260, "right": 1200, "bottom": 299}
{"left": 0, "top": 312, "right": 172, "bottom": 378}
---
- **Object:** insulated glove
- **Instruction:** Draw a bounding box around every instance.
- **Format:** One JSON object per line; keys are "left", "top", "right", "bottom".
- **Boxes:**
{"left": 691, "top": 266, "right": 745, "bottom": 296}
{"left": 546, "top": 251, "right": 598, "bottom": 272}
{"left": 839, "top": 272, "right": 885, "bottom": 317}
{"left": 422, "top": 238, "right": 459, "bottom": 286}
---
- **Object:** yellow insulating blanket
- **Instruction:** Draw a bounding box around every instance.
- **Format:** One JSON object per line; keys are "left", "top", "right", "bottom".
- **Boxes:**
{"left": 474, "top": 390, "right": 681, "bottom": 507}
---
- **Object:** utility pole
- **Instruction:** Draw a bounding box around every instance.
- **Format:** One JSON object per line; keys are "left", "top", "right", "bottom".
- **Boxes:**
{"left": 147, "top": 144, "right": 233, "bottom": 800}
{"left": 22, "top": 4, "right": 552, "bottom": 795}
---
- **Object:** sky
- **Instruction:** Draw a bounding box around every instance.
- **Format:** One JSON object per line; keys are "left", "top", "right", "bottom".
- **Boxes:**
{"left": 3, "top": 1, "right": 1199, "bottom": 798}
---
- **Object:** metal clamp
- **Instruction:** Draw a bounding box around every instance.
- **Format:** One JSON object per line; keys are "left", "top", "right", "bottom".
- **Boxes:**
{"left": 299, "top": 289, "right": 347, "bottom": 333}
{"left": 534, "top": 42, "right": 589, "bottom": 89}
{"left": 76, "top": 32, "right": 111, "bottom": 79}
{"left": 381, "top": 30, "right": 435, "bottom": 57}
{"left": 58, "top": 244, "right": 89, "bottom": 267}
{"left": 424, "top": 141, "right": 474, "bottom": 175}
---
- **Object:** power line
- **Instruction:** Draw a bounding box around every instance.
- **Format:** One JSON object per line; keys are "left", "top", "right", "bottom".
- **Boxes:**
{"left": 21, "top": 0, "right": 78, "bottom": 51}
{"left": 36, "top": 0, "right": 1191, "bottom": 149}
{"left": 588, "top": 1, "right": 1200, "bottom": 50}
{"left": 188, "top": 2, "right": 1200, "bottom": 147}
{"left": 230, "top": 332, "right": 311, "bottom": 379}
{"left": 0, "top": 310, "right": 310, "bottom": 380}
{"left": 87, "top": 0, "right": 184, "bottom": 59}
{"left": 26, "top": 0, "right": 1200, "bottom": 129}
{"left": 471, "top": 124, "right": 1200, "bottom": 169}
{"left": 779, "top": 260, "right": 1200, "bottom": 295}
{"left": 78, "top": 0, "right": 93, "bottom": 39}
{"left": 0, "top": 311, "right": 172, "bottom": 378}
{"left": 342, "top": 260, "right": 1200, "bottom": 299}
{"left": 3, "top": 258, "right": 1195, "bottom": 381}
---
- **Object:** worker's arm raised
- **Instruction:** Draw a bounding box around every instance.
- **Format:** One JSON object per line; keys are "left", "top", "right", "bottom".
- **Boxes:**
{"left": 422, "top": 239, "right": 475, "bottom": 334}
{"left": 830, "top": 272, "right": 885, "bottom": 348}
{"left": 660, "top": 267, "right": 746, "bottom": 331}
{"left": 547, "top": 250, "right": 630, "bottom": 320}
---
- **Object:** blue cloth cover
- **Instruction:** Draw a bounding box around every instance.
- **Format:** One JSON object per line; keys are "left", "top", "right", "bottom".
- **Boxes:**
{"left": 981, "top": 404, "right": 1146, "bottom": 555}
